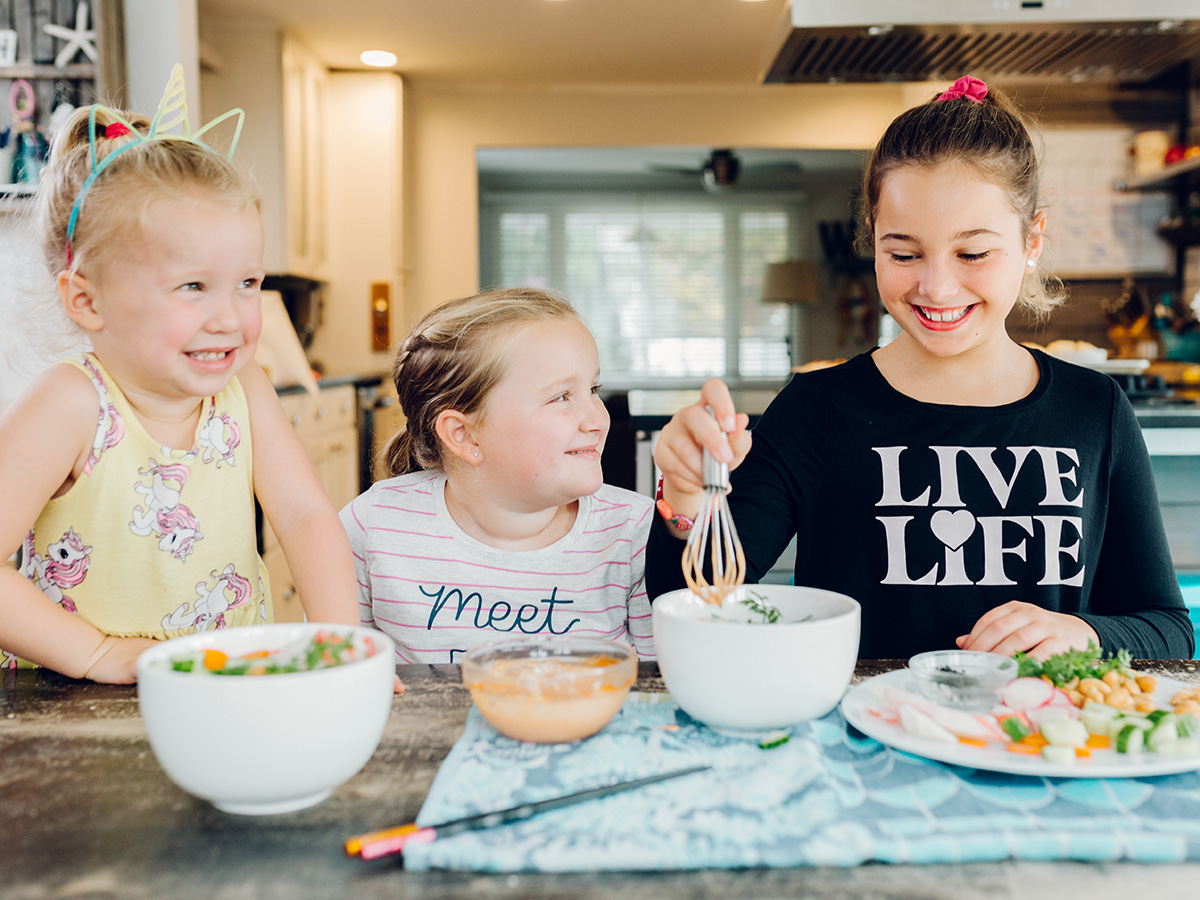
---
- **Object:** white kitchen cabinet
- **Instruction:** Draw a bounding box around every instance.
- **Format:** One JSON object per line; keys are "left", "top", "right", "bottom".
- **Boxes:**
{"left": 263, "top": 384, "right": 358, "bottom": 622}
{"left": 199, "top": 24, "right": 328, "bottom": 278}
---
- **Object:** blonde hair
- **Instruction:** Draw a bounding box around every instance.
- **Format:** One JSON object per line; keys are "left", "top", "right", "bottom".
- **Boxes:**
{"left": 859, "top": 83, "right": 1066, "bottom": 319}
{"left": 384, "top": 288, "right": 580, "bottom": 477}
{"left": 36, "top": 104, "right": 260, "bottom": 283}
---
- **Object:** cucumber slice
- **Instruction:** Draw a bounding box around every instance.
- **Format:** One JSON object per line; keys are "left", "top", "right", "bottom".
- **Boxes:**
{"left": 1116, "top": 724, "right": 1145, "bottom": 754}
{"left": 1156, "top": 736, "right": 1200, "bottom": 757}
{"left": 1148, "top": 715, "right": 1180, "bottom": 753}
{"left": 1081, "top": 704, "right": 1120, "bottom": 736}
{"left": 1107, "top": 715, "right": 1153, "bottom": 738}
{"left": 1041, "top": 744, "right": 1077, "bottom": 765}
{"left": 1000, "top": 716, "right": 1031, "bottom": 741}
{"left": 1176, "top": 713, "right": 1199, "bottom": 738}
{"left": 1146, "top": 709, "right": 1172, "bottom": 725}
{"left": 1040, "top": 717, "right": 1088, "bottom": 747}
{"left": 758, "top": 730, "right": 790, "bottom": 749}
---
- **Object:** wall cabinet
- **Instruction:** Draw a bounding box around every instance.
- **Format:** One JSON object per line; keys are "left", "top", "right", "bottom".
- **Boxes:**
{"left": 199, "top": 25, "right": 327, "bottom": 278}
{"left": 263, "top": 384, "right": 358, "bottom": 622}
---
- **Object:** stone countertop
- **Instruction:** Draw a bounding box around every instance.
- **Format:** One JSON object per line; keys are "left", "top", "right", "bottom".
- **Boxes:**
{"left": 3, "top": 660, "right": 1200, "bottom": 899}
{"left": 274, "top": 373, "right": 387, "bottom": 397}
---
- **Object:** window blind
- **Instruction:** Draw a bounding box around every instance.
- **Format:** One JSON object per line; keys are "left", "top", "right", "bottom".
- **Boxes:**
{"left": 481, "top": 194, "right": 804, "bottom": 387}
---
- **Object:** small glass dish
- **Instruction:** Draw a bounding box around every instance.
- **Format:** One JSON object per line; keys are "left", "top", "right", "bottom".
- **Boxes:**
{"left": 461, "top": 637, "right": 636, "bottom": 743}
{"left": 907, "top": 649, "right": 1017, "bottom": 710}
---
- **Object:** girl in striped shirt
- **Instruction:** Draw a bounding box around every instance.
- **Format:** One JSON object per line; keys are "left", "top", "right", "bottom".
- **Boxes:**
{"left": 340, "top": 288, "right": 654, "bottom": 664}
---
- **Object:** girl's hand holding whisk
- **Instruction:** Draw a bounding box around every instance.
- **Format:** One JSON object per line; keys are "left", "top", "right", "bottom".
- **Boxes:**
{"left": 653, "top": 378, "right": 751, "bottom": 533}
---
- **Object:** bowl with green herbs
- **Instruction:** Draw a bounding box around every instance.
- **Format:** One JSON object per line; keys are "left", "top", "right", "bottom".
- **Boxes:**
{"left": 652, "top": 584, "right": 860, "bottom": 736}
{"left": 137, "top": 623, "right": 395, "bottom": 815}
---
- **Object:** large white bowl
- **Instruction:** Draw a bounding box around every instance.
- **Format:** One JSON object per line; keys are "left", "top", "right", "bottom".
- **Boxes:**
{"left": 653, "top": 584, "right": 860, "bottom": 736}
{"left": 137, "top": 623, "right": 395, "bottom": 815}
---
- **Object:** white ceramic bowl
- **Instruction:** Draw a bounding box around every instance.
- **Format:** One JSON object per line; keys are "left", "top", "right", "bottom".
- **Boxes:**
{"left": 137, "top": 623, "right": 395, "bottom": 815}
{"left": 653, "top": 584, "right": 860, "bottom": 736}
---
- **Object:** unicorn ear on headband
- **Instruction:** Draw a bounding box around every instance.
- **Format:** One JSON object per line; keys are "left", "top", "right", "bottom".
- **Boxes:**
{"left": 65, "top": 63, "right": 246, "bottom": 264}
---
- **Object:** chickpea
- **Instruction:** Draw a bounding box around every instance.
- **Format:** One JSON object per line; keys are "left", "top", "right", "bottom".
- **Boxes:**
{"left": 1133, "top": 695, "right": 1158, "bottom": 714}
{"left": 1136, "top": 675, "right": 1157, "bottom": 694}
{"left": 1079, "top": 683, "right": 1106, "bottom": 704}
{"left": 1106, "top": 687, "right": 1133, "bottom": 710}
{"left": 1123, "top": 676, "right": 1141, "bottom": 695}
{"left": 1102, "top": 669, "right": 1123, "bottom": 688}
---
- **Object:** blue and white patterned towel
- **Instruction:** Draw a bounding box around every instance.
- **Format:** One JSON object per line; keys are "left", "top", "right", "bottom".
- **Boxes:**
{"left": 402, "top": 692, "right": 1200, "bottom": 871}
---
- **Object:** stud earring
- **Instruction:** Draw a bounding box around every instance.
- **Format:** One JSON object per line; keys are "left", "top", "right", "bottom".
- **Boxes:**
{"left": 1026, "top": 258, "right": 1036, "bottom": 269}
{"left": 473, "top": 451, "right": 479, "bottom": 458}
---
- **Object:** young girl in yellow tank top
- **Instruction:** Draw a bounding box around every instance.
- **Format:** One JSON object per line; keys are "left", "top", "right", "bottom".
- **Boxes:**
{"left": 0, "top": 67, "right": 359, "bottom": 682}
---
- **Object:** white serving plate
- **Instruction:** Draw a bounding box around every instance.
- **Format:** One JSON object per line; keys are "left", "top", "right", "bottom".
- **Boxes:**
{"left": 841, "top": 669, "right": 1200, "bottom": 778}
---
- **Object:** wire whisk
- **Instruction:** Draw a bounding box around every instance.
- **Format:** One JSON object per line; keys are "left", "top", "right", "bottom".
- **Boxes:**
{"left": 681, "top": 416, "right": 746, "bottom": 605}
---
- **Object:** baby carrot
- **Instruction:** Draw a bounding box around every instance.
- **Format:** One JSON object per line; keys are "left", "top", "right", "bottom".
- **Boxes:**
{"left": 1086, "top": 734, "right": 1111, "bottom": 749}
{"left": 957, "top": 737, "right": 988, "bottom": 748}
{"left": 1006, "top": 742, "right": 1042, "bottom": 755}
{"left": 203, "top": 649, "right": 228, "bottom": 671}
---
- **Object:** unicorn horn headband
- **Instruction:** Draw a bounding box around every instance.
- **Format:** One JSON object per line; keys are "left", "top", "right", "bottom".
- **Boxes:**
{"left": 64, "top": 63, "right": 246, "bottom": 265}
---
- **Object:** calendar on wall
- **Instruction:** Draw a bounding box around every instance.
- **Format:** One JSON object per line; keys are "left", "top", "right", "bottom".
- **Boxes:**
{"left": 1039, "top": 127, "right": 1172, "bottom": 278}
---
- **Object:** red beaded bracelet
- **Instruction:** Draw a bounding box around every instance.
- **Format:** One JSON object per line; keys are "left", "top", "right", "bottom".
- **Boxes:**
{"left": 655, "top": 476, "right": 694, "bottom": 532}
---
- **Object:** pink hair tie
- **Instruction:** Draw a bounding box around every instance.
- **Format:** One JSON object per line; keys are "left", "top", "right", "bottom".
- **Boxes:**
{"left": 936, "top": 75, "right": 988, "bottom": 104}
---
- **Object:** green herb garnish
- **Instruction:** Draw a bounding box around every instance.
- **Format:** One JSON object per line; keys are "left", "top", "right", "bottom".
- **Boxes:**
{"left": 740, "top": 591, "right": 782, "bottom": 624}
{"left": 1012, "top": 640, "right": 1132, "bottom": 686}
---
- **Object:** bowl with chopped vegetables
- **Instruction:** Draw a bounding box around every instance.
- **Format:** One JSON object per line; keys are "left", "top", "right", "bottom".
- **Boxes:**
{"left": 137, "top": 623, "right": 395, "bottom": 815}
{"left": 652, "top": 584, "right": 860, "bottom": 737}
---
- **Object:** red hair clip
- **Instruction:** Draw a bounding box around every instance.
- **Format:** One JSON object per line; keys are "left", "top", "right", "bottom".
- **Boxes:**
{"left": 936, "top": 75, "right": 988, "bottom": 105}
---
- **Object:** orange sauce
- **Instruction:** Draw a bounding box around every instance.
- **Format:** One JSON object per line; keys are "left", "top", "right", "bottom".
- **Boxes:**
{"left": 464, "top": 655, "right": 635, "bottom": 743}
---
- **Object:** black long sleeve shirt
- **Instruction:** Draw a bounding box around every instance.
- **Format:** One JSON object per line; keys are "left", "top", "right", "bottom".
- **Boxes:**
{"left": 646, "top": 349, "right": 1194, "bottom": 660}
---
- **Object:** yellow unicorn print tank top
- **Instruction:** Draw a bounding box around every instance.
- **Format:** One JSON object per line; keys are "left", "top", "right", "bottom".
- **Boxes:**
{"left": 4, "top": 354, "right": 272, "bottom": 667}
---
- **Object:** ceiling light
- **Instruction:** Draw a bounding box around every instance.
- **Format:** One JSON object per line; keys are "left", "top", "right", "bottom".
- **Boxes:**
{"left": 360, "top": 50, "right": 397, "bottom": 67}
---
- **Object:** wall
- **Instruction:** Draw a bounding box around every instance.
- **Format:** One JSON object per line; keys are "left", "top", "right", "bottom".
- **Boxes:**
{"left": 402, "top": 82, "right": 916, "bottom": 329}
{"left": 309, "top": 71, "right": 403, "bottom": 378}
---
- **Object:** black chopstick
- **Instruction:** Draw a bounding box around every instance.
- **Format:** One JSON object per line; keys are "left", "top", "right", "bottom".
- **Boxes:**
{"left": 345, "top": 764, "right": 710, "bottom": 860}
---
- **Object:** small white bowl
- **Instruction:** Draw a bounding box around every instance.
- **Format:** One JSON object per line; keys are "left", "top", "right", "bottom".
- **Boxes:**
{"left": 908, "top": 649, "right": 1017, "bottom": 710}
{"left": 137, "top": 623, "right": 395, "bottom": 815}
{"left": 652, "top": 584, "right": 860, "bottom": 736}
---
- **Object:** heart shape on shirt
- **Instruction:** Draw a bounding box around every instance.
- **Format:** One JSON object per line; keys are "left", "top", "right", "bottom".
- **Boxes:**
{"left": 930, "top": 509, "right": 976, "bottom": 551}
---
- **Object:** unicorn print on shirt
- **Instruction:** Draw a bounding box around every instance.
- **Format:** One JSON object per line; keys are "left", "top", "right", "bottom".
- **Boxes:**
{"left": 197, "top": 405, "right": 241, "bottom": 467}
{"left": 130, "top": 458, "right": 203, "bottom": 562}
{"left": 20, "top": 528, "right": 92, "bottom": 614}
{"left": 161, "top": 563, "right": 253, "bottom": 632}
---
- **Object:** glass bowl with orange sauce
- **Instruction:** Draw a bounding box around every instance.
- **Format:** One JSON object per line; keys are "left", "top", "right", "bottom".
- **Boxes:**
{"left": 461, "top": 637, "right": 637, "bottom": 743}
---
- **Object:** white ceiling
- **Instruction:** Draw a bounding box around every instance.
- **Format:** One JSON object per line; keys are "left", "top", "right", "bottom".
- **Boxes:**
{"left": 198, "top": 0, "right": 792, "bottom": 85}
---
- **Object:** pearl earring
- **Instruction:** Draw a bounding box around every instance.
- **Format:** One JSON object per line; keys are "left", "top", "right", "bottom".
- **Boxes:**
{"left": 473, "top": 451, "right": 479, "bottom": 458}
{"left": 1026, "top": 258, "right": 1036, "bottom": 269}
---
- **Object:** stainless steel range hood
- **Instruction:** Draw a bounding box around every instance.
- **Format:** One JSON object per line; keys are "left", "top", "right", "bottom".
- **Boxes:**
{"left": 762, "top": 0, "right": 1200, "bottom": 84}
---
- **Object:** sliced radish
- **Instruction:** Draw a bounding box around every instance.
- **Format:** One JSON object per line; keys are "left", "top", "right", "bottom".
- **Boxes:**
{"left": 898, "top": 704, "right": 958, "bottom": 743}
{"left": 1045, "top": 688, "right": 1078, "bottom": 709}
{"left": 1000, "top": 677, "right": 1056, "bottom": 712}
{"left": 926, "top": 705, "right": 1004, "bottom": 742}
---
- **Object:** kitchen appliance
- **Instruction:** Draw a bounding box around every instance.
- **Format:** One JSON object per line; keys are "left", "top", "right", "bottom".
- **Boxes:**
{"left": 762, "top": 0, "right": 1200, "bottom": 84}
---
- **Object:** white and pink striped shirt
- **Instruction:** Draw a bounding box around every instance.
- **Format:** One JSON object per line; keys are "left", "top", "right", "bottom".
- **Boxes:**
{"left": 339, "top": 472, "right": 655, "bottom": 664}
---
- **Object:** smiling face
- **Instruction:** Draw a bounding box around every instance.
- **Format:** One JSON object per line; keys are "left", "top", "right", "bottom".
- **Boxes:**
{"left": 471, "top": 317, "right": 610, "bottom": 511}
{"left": 872, "top": 161, "right": 1042, "bottom": 362}
{"left": 80, "top": 194, "right": 265, "bottom": 403}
